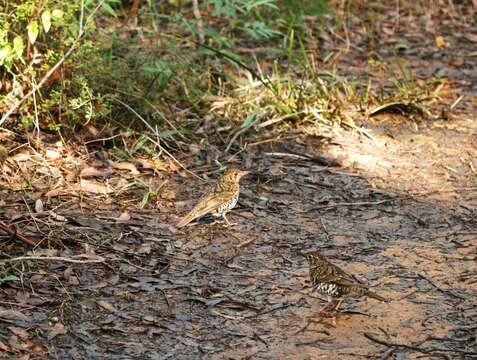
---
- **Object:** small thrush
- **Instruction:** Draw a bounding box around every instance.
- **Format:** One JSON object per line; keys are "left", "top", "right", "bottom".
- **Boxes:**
{"left": 177, "top": 168, "right": 249, "bottom": 228}
{"left": 305, "top": 251, "right": 386, "bottom": 317}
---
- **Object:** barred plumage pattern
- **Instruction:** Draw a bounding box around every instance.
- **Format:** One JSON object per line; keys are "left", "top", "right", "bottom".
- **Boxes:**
{"left": 177, "top": 168, "right": 248, "bottom": 228}
{"left": 216, "top": 194, "right": 239, "bottom": 215}
{"left": 306, "top": 251, "right": 385, "bottom": 302}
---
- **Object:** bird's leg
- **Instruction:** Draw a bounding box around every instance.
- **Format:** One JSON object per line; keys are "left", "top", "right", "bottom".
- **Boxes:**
{"left": 329, "top": 299, "right": 343, "bottom": 326}
{"left": 222, "top": 213, "right": 236, "bottom": 227}
{"left": 318, "top": 298, "right": 337, "bottom": 318}
{"left": 332, "top": 299, "right": 343, "bottom": 312}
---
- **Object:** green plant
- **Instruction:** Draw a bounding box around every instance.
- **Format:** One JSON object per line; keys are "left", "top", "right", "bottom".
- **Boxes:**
{"left": 0, "top": 274, "right": 19, "bottom": 286}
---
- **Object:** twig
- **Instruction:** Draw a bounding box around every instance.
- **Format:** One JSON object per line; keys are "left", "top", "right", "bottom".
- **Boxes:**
{"left": 265, "top": 151, "right": 342, "bottom": 167}
{"left": 0, "top": 221, "right": 39, "bottom": 246}
{"left": 449, "top": 95, "right": 464, "bottom": 111}
{"left": 377, "top": 347, "right": 396, "bottom": 360}
{"left": 309, "top": 199, "right": 395, "bottom": 212}
{"left": 238, "top": 237, "right": 256, "bottom": 248}
{"left": 417, "top": 273, "right": 467, "bottom": 300}
{"left": 363, "top": 333, "right": 427, "bottom": 353}
{"left": 0, "top": 254, "right": 105, "bottom": 264}
{"left": 191, "top": 0, "right": 205, "bottom": 44}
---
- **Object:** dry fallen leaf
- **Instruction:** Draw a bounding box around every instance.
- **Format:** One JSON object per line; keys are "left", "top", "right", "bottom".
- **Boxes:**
{"left": 0, "top": 145, "right": 7, "bottom": 165}
{"left": 48, "top": 323, "right": 67, "bottom": 340}
{"left": 34, "top": 199, "right": 44, "bottom": 213}
{"left": 10, "top": 152, "right": 31, "bottom": 162}
{"left": 111, "top": 161, "right": 140, "bottom": 174}
{"left": 117, "top": 211, "right": 131, "bottom": 222}
{"left": 137, "top": 243, "right": 152, "bottom": 254}
{"left": 45, "top": 149, "right": 61, "bottom": 160}
{"left": 44, "top": 187, "right": 74, "bottom": 198}
{"left": 7, "top": 327, "right": 28, "bottom": 340}
{"left": 96, "top": 300, "right": 116, "bottom": 313}
{"left": 0, "top": 341, "right": 10, "bottom": 352}
{"left": 79, "top": 166, "right": 115, "bottom": 179}
{"left": 464, "top": 33, "right": 477, "bottom": 43}
{"left": 75, "top": 179, "right": 113, "bottom": 194}
{"left": 435, "top": 35, "right": 445, "bottom": 48}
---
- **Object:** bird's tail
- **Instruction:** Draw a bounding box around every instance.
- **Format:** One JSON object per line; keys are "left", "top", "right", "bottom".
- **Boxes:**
{"left": 176, "top": 212, "right": 196, "bottom": 228}
{"left": 365, "top": 289, "right": 387, "bottom": 302}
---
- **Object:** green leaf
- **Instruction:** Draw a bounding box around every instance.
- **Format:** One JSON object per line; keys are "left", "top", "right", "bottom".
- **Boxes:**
{"left": 41, "top": 10, "right": 52, "bottom": 33}
{"left": 102, "top": 2, "right": 117, "bottom": 17}
{"left": 13, "top": 36, "right": 24, "bottom": 58}
{"left": 52, "top": 9, "right": 64, "bottom": 19}
{"left": 27, "top": 21, "right": 39, "bottom": 44}
{"left": 139, "top": 191, "right": 150, "bottom": 208}
{"left": 0, "top": 45, "right": 11, "bottom": 65}
{"left": 0, "top": 275, "right": 19, "bottom": 286}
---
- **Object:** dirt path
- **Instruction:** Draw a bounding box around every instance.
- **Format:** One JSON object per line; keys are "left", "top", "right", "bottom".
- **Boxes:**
{"left": 1, "top": 112, "right": 476, "bottom": 359}
{"left": 1, "top": 3, "right": 477, "bottom": 359}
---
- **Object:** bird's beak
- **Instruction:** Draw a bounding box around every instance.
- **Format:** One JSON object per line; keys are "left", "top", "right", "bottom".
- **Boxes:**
{"left": 240, "top": 170, "right": 250, "bottom": 178}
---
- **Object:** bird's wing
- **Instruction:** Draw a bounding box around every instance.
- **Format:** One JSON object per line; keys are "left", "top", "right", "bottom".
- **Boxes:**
{"left": 327, "top": 263, "right": 359, "bottom": 286}
{"left": 177, "top": 190, "right": 235, "bottom": 228}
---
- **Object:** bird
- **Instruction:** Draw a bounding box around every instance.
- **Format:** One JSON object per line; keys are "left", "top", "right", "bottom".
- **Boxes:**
{"left": 176, "top": 168, "right": 249, "bottom": 228}
{"left": 305, "top": 250, "right": 386, "bottom": 317}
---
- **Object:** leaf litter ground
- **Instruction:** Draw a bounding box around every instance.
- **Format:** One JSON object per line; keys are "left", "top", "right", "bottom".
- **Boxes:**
{"left": 1, "top": 4, "right": 477, "bottom": 359}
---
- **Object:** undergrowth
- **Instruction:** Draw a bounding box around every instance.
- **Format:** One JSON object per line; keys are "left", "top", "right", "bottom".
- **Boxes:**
{"left": 0, "top": 0, "right": 453, "bottom": 158}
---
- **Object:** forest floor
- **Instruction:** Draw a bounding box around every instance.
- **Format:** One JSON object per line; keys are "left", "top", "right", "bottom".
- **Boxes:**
{"left": 1, "top": 4, "right": 476, "bottom": 360}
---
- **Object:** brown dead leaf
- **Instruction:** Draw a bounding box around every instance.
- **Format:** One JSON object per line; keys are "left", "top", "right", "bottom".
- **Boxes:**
{"left": 464, "top": 33, "right": 477, "bottom": 43}
{"left": 7, "top": 327, "right": 28, "bottom": 340}
{"left": 0, "top": 341, "right": 10, "bottom": 352}
{"left": 79, "top": 166, "right": 115, "bottom": 179}
{"left": 10, "top": 152, "right": 31, "bottom": 162}
{"left": 45, "top": 149, "right": 61, "bottom": 160}
{"left": 75, "top": 179, "right": 113, "bottom": 194}
{"left": 116, "top": 211, "right": 131, "bottom": 222}
{"left": 34, "top": 199, "right": 44, "bottom": 213}
{"left": 0, "top": 310, "right": 31, "bottom": 327}
{"left": 111, "top": 161, "right": 140, "bottom": 174}
{"left": 137, "top": 243, "right": 152, "bottom": 254}
{"left": 44, "top": 187, "right": 73, "bottom": 198}
{"left": 167, "top": 159, "right": 180, "bottom": 172}
{"left": 96, "top": 300, "right": 117, "bottom": 313}
{"left": 48, "top": 323, "right": 67, "bottom": 340}
{"left": 0, "top": 145, "right": 7, "bottom": 164}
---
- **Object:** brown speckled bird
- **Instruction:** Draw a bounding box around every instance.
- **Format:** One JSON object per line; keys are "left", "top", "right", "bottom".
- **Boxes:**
{"left": 177, "top": 168, "right": 249, "bottom": 228}
{"left": 305, "top": 251, "right": 386, "bottom": 316}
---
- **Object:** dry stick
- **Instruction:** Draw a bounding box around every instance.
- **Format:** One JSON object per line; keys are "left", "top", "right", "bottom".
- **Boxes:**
{"left": 0, "top": 221, "right": 39, "bottom": 246}
{"left": 309, "top": 199, "right": 394, "bottom": 212}
{"left": 0, "top": 255, "right": 105, "bottom": 265}
{"left": 191, "top": 0, "right": 205, "bottom": 44}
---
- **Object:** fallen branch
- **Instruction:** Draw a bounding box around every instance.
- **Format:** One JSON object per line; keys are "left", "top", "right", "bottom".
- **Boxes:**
{"left": 0, "top": 221, "right": 39, "bottom": 246}
{"left": 308, "top": 199, "right": 395, "bottom": 212}
{"left": 0, "top": 254, "right": 105, "bottom": 265}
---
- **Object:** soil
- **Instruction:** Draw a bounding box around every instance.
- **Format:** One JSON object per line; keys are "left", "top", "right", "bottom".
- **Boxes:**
{"left": 1, "top": 4, "right": 476, "bottom": 360}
